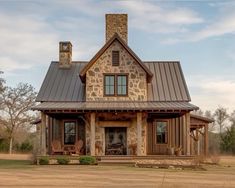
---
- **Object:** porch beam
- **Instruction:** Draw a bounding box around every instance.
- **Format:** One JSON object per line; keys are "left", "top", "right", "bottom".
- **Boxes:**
{"left": 90, "top": 112, "right": 96, "bottom": 156}
{"left": 137, "top": 112, "right": 142, "bottom": 156}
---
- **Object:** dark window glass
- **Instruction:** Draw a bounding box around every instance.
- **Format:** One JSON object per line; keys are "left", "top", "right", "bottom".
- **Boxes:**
{"left": 117, "top": 75, "right": 127, "bottom": 95}
{"left": 112, "top": 51, "right": 119, "bottom": 66}
{"left": 156, "top": 122, "right": 167, "bottom": 144}
{"left": 104, "top": 75, "right": 115, "bottom": 95}
{"left": 64, "top": 122, "right": 76, "bottom": 145}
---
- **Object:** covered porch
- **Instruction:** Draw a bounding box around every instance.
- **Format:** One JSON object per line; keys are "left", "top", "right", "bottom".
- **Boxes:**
{"left": 33, "top": 101, "right": 199, "bottom": 157}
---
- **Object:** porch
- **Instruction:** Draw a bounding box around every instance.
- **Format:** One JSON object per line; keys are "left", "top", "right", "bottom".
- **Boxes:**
{"left": 36, "top": 110, "right": 202, "bottom": 157}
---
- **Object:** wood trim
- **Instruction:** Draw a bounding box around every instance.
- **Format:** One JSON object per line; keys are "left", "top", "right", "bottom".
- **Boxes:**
{"left": 98, "top": 121, "right": 131, "bottom": 127}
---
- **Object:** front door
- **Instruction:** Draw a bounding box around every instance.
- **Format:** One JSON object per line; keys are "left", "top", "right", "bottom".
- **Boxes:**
{"left": 149, "top": 120, "right": 169, "bottom": 155}
{"left": 105, "top": 127, "right": 127, "bottom": 155}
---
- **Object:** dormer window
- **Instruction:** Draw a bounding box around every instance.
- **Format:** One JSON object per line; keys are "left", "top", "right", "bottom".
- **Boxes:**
{"left": 112, "top": 51, "right": 119, "bottom": 66}
{"left": 104, "top": 74, "right": 128, "bottom": 96}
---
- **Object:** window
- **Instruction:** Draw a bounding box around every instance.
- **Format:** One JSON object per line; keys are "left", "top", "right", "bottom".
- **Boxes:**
{"left": 156, "top": 121, "right": 168, "bottom": 144}
{"left": 117, "top": 75, "right": 127, "bottom": 95}
{"left": 112, "top": 51, "right": 119, "bottom": 66}
{"left": 104, "top": 74, "right": 128, "bottom": 96}
{"left": 64, "top": 122, "right": 76, "bottom": 145}
{"left": 104, "top": 75, "right": 115, "bottom": 96}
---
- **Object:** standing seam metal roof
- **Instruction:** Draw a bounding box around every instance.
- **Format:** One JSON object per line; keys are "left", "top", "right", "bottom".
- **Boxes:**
{"left": 36, "top": 61, "right": 191, "bottom": 102}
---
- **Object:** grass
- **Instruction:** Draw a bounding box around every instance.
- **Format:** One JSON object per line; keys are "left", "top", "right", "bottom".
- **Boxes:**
{"left": 0, "top": 159, "right": 32, "bottom": 169}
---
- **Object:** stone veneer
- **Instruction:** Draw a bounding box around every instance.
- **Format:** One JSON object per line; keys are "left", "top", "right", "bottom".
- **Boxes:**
{"left": 86, "top": 113, "right": 147, "bottom": 156}
{"left": 86, "top": 40, "right": 147, "bottom": 101}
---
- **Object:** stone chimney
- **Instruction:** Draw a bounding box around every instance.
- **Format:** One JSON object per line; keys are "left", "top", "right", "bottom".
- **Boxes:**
{"left": 59, "top": 41, "right": 72, "bottom": 68}
{"left": 106, "top": 14, "right": 128, "bottom": 43}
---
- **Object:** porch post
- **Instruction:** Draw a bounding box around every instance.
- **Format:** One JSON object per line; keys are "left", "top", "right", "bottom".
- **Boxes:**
{"left": 40, "top": 112, "right": 46, "bottom": 155}
{"left": 186, "top": 112, "right": 191, "bottom": 156}
{"left": 204, "top": 124, "right": 208, "bottom": 156}
{"left": 196, "top": 127, "right": 200, "bottom": 155}
{"left": 137, "top": 112, "right": 142, "bottom": 156}
{"left": 90, "top": 112, "right": 96, "bottom": 156}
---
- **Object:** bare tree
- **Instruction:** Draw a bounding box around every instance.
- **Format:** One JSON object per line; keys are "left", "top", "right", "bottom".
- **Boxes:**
{"left": 213, "top": 106, "right": 229, "bottom": 135}
{"left": 0, "top": 83, "right": 37, "bottom": 154}
{"left": 204, "top": 110, "right": 215, "bottom": 131}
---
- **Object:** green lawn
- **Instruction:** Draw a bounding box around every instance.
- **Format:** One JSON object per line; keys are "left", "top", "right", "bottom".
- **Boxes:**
{"left": 0, "top": 159, "right": 32, "bottom": 169}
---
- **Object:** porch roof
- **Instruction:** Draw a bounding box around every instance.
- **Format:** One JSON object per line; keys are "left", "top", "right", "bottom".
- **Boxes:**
{"left": 32, "top": 101, "right": 198, "bottom": 112}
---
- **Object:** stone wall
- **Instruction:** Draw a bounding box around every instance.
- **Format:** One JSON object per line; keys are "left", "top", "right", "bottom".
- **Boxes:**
{"left": 106, "top": 14, "right": 128, "bottom": 43}
{"left": 86, "top": 40, "right": 147, "bottom": 101}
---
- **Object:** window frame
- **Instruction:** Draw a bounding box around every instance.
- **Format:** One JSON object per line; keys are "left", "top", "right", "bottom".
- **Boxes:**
{"left": 103, "top": 74, "right": 128, "bottom": 97}
{"left": 154, "top": 120, "right": 168, "bottom": 145}
{"left": 64, "top": 121, "right": 76, "bottom": 145}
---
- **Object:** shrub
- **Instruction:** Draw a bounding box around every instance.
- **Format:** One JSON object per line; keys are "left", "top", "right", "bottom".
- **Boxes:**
{"left": 79, "top": 156, "right": 96, "bottom": 165}
{"left": 0, "top": 139, "right": 9, "bottom": 152}
{"left": 57, "top": 157, "right": 70, "bottom": 165}
{"left": 39, "top": 156, "right": 49, "bottom": 165}
{"left": 20, "top": 141, "right": 33, "bottom": 152}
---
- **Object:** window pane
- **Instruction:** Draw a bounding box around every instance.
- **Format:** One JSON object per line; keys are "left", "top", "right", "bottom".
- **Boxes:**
{"left": 110, "top": 86, "right": 114, "bottom": 95}
{"left": 64, "top": 122, "right": 76, "bottom": 145}
{"left": 104, "top": 76, "right": 115, "bottom": 95}
{"left": 110, "top": 76, "right": 114, "bottom": 86}
{"left": 118, "top": 86, "right": 122, "bottom": 95}
{"left": 122, "top": 76, "right": 126, "bottom": 85}
{"left": 156, "top": 122, "right": 167, "bottom": 144}
{"left": 122, "top": 86, "right": 126, "bottom": 95}
{"left": 117, "top": 75, "right": 127, "bottom": 95}
{"left": 105, "top": 86, "right": 110, "bottom": 95}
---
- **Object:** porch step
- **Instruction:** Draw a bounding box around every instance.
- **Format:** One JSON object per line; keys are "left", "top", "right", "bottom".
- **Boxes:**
{"left": 97, "top": 155, "right": 195, "bottom": 165}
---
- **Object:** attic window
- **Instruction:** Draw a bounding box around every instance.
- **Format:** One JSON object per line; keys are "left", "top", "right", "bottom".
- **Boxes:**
{"left": 112, "top": 51, "right": 119, "bottom": 66}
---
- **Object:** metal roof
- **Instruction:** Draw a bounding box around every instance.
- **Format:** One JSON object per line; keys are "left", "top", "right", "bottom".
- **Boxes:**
{"left": 36, "top": 61, "right": 87, "bottom": 102}
{"left": 145, "top": 61, "right": 190, "bottom": 101}
{"left": 36, "top": 61, "right": 191, "bottom": 102}
{"left": 190, "top": 114, "right": 214, "bottom": 123}
{"left": 32, "top": 101, "right": 198, "bottom": 111}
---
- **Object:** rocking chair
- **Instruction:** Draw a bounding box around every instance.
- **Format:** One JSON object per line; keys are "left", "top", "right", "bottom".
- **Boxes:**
{"left": 51, "top": 140, "right": 64, "bottom": 155}
{"left": 69, "top": 140, "right": 84, "bottom": 155}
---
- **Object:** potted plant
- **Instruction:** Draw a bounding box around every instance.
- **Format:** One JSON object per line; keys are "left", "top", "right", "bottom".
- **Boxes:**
{"left": 174, "top": 146, "right": 182, "bottom": 156}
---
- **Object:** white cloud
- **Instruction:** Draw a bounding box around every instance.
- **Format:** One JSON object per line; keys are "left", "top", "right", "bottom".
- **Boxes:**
{"left": 162, "top": 8, "right": 235, "bottom": 44}
{"left": 0, "top": 57, "right": 31, "bottom": 71}
{"left": 117, "top": 1, "right": 203, "bottom": 34}
{"left": 188, "top": 76, "right": 235, "bottom": 112}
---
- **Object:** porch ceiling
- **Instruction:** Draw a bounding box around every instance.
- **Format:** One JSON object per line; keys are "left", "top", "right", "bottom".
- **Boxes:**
{"left": 32, "top": 101, "right": 198, "bottom": 112}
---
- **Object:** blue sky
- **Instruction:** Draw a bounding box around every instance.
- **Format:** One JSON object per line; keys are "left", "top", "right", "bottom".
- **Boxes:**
{"left": 0, "top": 0, "right": 235, "bottom": 112}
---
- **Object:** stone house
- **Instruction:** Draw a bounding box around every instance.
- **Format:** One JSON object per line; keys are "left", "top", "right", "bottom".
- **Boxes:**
{"left": 33, "top": 14, "right": 212, "bottom": 157}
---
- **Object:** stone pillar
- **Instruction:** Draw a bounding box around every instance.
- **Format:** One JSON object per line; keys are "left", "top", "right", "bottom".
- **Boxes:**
{"left": 137, "top": 112, "right": 142, "bottom": 156}
{"left": 90, "top": 112, "right": 96, "bottom": 156}
{"left": 40, "top": 112, "right": 46, "bottom": 155}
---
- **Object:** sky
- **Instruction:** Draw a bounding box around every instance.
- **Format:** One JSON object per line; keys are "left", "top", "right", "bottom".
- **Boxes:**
{"left": 0, "top": 0, "right": 235, "bottom": 113}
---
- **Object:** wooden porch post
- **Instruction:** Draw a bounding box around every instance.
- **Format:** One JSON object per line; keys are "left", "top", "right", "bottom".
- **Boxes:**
{"left": 186, "top": 112, "right": 191, "bottom": 156}
{"left": 196, "top": 127, "right": 200, "bottom": 155}
{"left": 90, "top": 112, "right": 96, "bottom": 156}
{"left": 204, "top": 124, "right": 208, "bottom": 156}
{"left": 137, "top": 112, "right": 142, "bottom": 156}
{"left": 40, "top": 112, "right": 46, "bottom": 155}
